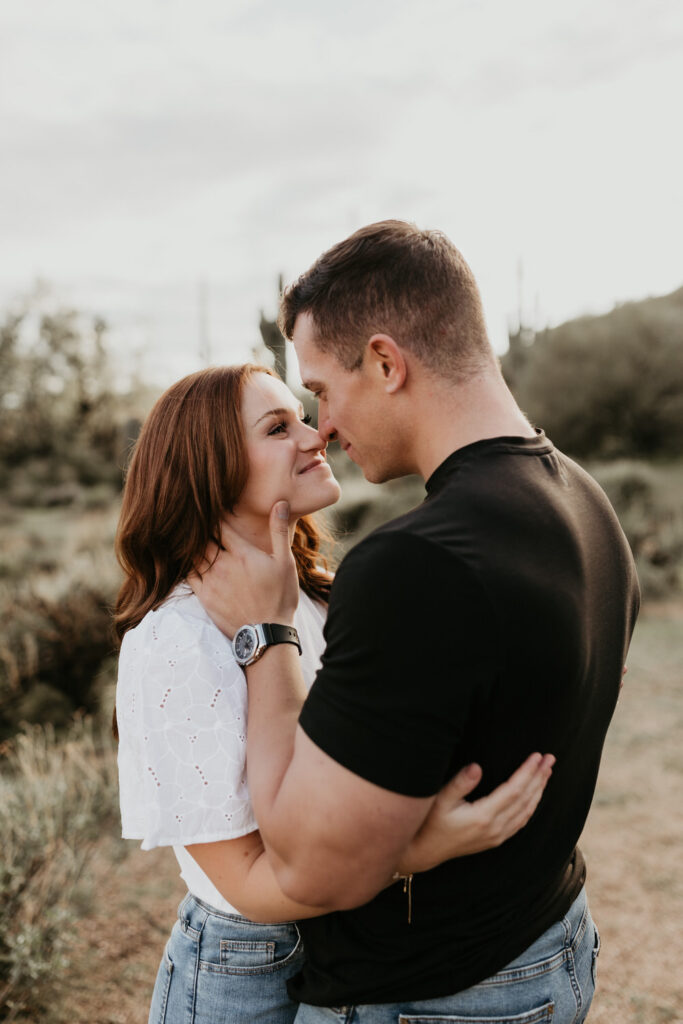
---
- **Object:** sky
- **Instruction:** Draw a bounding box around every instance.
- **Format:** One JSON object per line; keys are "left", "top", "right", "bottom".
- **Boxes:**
{"left": 1, "top": 0, "right": 682, "bottom": 387}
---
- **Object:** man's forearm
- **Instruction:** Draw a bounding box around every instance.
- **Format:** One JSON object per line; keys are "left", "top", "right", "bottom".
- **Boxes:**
{"left": 244, "top": 644, "right": 309, "bottom": 863}
{"left": 246, "top": 646, "right": 440, "bottom": 911}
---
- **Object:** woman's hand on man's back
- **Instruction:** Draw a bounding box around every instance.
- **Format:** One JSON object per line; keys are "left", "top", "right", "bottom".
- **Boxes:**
{"left": 397, "top": 752, "right": 556, "bottom": 875}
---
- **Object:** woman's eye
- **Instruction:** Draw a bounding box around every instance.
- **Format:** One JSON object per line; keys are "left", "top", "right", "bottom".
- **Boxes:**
{"left": 267, "top": 413, "right": 311, "bottom": 435}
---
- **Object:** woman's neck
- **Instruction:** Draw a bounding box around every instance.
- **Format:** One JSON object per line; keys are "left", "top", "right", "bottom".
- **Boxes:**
{"left": 223, "top": 511, "right": 297, "bottom": 554}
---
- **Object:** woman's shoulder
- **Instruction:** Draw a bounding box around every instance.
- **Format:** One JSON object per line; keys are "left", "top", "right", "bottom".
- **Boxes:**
{"left": 117, "top": 584, "right": 239, "bottom": 700}
{"left": 117, "top": 583, "right": 246, "bottom": 718}
{"left": 121, "top": 583, "right": 226, "bottom": 651}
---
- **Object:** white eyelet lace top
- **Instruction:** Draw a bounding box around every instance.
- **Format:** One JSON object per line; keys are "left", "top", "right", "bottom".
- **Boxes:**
{"left": 116, "top": 582, "right": 327, "bottom": 914}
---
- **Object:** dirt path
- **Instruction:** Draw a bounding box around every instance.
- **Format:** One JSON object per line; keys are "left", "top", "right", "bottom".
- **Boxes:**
{"left": 44, "top": 841, "right": 185, "bottom": 1024}
{"left": 580, "top": 605, "right": 683, "bottom": 1023}
{"left": 29, "top": 604, "right": 683, "bottom": 1024}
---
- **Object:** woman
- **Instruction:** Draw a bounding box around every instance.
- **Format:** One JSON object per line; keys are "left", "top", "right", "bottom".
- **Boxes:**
{"left": 115, "top": 364, "right": 550, "bottom": 1024}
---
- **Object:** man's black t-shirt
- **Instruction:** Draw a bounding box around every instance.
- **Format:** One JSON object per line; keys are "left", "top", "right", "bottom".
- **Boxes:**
{"left": 289, "top": 432, "right": 639, "bottom": 1006}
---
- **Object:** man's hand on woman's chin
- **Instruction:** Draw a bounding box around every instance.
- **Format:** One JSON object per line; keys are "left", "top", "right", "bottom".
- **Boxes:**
{"left": 189, "top": 501, "right": 300, "bottom": 638}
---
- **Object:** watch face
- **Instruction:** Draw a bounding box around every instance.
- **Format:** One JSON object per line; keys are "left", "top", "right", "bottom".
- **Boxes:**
{"left": 234, "top": 627, "right": 257, "bottom": 664}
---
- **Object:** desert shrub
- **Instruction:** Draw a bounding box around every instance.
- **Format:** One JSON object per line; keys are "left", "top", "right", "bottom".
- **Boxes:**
{"left": 0, "top": 300, "right": 147, "bottom": 500}
{"left": 589, "top": 460, "right": 683, "bottom": 599}
{"left": 0, "top": 587, "right": 116, "bottom": 739}
{"left": 503, "top": 287, "right": 683, "bottom": 459}
{"left": 0, "top": 718, "right": 119, "bottom": 1018}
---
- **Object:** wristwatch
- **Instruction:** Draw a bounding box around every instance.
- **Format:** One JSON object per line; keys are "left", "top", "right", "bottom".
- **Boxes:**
{"left": 232, "top": 623, "right": 301, "bottom": 667}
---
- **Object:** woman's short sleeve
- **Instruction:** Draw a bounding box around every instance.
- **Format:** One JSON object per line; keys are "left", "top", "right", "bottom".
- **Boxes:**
{"left": 116, "top": 592, "right": 257, "bottom": 850}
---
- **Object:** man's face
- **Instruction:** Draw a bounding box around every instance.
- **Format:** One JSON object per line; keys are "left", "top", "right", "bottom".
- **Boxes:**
{"left": 291, "top": 312, "right": 407, "bottom": 484}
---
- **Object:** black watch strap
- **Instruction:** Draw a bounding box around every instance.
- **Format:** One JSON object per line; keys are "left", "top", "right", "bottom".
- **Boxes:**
{"left": 262, "top": 623, "right": 302, "bottom": 655}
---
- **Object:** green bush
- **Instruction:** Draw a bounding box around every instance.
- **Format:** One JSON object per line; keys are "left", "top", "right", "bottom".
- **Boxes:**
{"left": 0, "top": 303, "right": 145, "bottom": 499}
{"left": 588, "top": 460, "right": 683, "bottom": 598}
{"left": 503, "top": 287, "right": 683, "bottom": 459}
{"left": 0, "top": 587, "right": 116, "bottom": 739}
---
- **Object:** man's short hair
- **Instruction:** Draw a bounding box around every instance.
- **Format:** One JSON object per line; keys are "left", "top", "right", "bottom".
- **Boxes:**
{"left": 279, "top": 220, "right": 493, "bottom": 380}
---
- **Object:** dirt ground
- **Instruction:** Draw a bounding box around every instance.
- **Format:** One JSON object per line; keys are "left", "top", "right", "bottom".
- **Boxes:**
{"left": 579, "top": 602, "right": 683, "bottom": 1023}
{"left": 29, "top": 603, "right": 683, "bottom": 1024}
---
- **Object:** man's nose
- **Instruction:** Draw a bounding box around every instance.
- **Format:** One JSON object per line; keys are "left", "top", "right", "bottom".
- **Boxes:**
{"left": 317, "top": 403, "right": 337, "bottom": 443}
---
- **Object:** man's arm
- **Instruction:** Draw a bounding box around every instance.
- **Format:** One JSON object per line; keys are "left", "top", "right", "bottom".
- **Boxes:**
{"left": 243, "top": 641, "right": 553, "bottom": 907}
{"left": 185, "top": 829, "right": 333, "bottom": 922}
{"left": 192, "top": 502, "right": 553, "bottom": 908}
{"left": 244, "top": 641, "right": 433, "bottom": 907}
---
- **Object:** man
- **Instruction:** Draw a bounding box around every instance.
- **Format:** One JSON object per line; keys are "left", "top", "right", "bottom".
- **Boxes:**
{"left": 195, "top": 221, "right": 639, "bottom": 1022}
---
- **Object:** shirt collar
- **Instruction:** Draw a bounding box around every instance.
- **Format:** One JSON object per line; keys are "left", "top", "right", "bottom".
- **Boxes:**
{"left": 425, "top": 428, "right": 553, "bottom": 497}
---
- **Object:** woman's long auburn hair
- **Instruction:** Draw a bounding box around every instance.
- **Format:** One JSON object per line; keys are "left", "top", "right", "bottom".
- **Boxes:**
{"left": 114, "top": 364, "right": 334, "bottom": 645}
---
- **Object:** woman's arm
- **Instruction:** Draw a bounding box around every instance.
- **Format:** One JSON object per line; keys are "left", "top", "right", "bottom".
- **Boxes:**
{"left": 186, "top": 752, "right": 554, "bottom": 922}
{"left": 186, "top": 830, "right": 332, "bottom": 922}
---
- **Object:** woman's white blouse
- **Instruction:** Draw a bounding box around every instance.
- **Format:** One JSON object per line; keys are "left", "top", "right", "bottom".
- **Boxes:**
{"left": 116, "top": 583, "right": 327, "bottom": 907}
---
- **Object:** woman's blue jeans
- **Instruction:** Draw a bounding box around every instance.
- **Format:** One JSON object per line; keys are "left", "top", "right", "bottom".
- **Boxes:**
{"left": 294, "top": 887, "right": 600, "bottom": 1024}
{"left": 148, "top": 892, "right": 304, "bottom": 1024}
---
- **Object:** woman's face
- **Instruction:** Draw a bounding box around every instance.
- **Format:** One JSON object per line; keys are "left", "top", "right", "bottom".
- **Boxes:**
{"left": 234, "top": 372, "right": 341, "bottom": 521}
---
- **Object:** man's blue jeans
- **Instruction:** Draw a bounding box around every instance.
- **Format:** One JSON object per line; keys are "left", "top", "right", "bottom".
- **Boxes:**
{"left": 294, "top": 887, "right": 599, "bottom": 1024}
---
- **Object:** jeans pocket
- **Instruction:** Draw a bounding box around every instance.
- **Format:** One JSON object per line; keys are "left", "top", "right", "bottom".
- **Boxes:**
{"left": 201, "top": 926, "right": 303, "bottom": 975}
{"left": 220, "top": 938, "right": 275, "bottom": 968}
{"left": 399, "top": 1003, "right": 555, "bottom": 1024}
{"left": 591, "top": 924, "right": 601, "bottom": 987}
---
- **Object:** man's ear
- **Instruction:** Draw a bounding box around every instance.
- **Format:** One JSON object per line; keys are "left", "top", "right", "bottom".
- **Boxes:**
{"left": 366, "top": 334, "right": 407, "bottom": 393}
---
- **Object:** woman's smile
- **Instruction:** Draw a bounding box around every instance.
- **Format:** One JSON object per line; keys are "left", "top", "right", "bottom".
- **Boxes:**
{"left": 298, "top": 456, "right": 330, "bottom": 475}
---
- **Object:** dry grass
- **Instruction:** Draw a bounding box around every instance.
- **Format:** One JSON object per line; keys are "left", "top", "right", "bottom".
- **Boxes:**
{"left": 0, "top": 499, "right": 121, "bottom": 737}
{"left": 0, "top": 719, "right": 119, "bottom": 1020}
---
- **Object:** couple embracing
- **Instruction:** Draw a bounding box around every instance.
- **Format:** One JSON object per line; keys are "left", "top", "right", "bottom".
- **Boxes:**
{"left": 115, "top": 220, "right": 639, "bottom": 1024}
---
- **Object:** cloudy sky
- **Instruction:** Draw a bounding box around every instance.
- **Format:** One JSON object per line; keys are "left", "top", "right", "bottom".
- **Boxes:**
{"left": 1, "top": 0, "right": 681, "bottom": 386}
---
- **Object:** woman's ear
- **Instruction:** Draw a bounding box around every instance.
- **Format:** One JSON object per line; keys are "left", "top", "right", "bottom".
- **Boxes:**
{"left": 366, "top": 334, "right": 407, "bottom": 393}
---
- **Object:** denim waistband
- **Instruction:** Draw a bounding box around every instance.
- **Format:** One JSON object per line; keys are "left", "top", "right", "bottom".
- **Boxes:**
{"left": 177, "top": 892, "right": 300, "bottom": 937}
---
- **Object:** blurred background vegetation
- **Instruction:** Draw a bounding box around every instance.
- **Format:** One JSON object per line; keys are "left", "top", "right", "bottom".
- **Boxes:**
{"left": 0, "top": 284, "right": 681, "bottom": 1018}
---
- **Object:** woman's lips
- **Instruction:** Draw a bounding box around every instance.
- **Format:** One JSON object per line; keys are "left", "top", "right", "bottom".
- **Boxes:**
{"left": 299, "top": 459, "right": 328, "bottom": 474}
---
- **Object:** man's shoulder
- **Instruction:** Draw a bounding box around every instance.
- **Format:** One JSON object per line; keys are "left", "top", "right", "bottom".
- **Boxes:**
{"left": 330, "top": 511, "right": 477, "bottom": 609}
{"left": 338, "top": 513, "right": 438, "bottom": 571}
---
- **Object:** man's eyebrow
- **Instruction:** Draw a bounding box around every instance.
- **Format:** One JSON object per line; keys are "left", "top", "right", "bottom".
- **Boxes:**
{"left": 302, "top": 380, "right": 323, "bottom": 393}
{"left": 253, "top": 405, "right": 304, "bottom": 427}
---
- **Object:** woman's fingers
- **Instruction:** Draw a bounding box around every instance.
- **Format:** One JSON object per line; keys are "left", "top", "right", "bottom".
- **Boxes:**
{"left": 478, "top": 753, "right": 555, "bottom": 839}
{"left": 620, "top": 664, "right": 628, "bottom": 694}
{"left": 398, "top": 753, "right": 555, "bottom": 873}
{"left": 435, "top": 763, "right": 483, "bottom": 808}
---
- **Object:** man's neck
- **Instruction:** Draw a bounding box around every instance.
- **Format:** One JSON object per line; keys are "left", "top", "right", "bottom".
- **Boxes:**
{"left": 409, "top": 369, "right": 536, "bottom": 482}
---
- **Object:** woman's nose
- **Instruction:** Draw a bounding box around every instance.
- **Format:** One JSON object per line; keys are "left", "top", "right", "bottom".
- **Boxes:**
{"left": 300, "top": 422, "right": 327, "bottom": 451}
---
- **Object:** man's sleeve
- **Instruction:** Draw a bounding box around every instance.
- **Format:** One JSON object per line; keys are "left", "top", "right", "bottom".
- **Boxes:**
{"left": 298, "top": 530, "right": 501, "bottom": 797}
